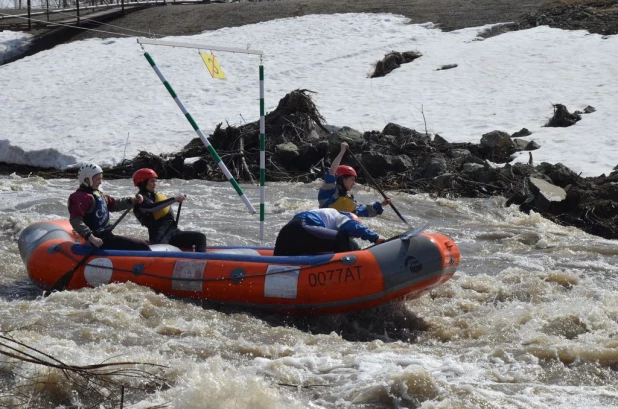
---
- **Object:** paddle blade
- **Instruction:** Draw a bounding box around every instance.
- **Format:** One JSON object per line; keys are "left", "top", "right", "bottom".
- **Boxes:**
{"left": 399, "top": 223, "right": 430, "bottom": 240}
{"left": 48, "top": 270, "right": 75, "bottom": 294}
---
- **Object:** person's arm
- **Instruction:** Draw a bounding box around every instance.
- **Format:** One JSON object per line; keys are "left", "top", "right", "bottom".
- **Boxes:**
{"left": 340, "top": 220, "right": 384, "bottom": 243}
{"left": 328, "top": 142, "right": 348, "bottom": 176}
{"left": 108, "top": 194, "right": 143, "bottom": 211}
{"left": 356, "top": 200, "right": 390, "bottom": 217}
{"left": 136, "top": 195, "right": 176, "bottom": 215}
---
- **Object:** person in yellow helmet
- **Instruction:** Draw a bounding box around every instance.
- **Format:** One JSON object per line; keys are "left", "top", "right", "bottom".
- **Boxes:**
{"left": 318, "top": 142, "right": 391, "bottom": 216}
{"left": 132, "top": 168, "right": 206, "bottom": 252}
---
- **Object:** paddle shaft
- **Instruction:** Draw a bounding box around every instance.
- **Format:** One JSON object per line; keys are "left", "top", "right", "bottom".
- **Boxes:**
{"left": 347, "top": 151, "right": 411, "bottom": 226}
{"left": 161, "top": 201, "right": 182, "bottom": 240}
{"left": 46, "top": 205, "right": 133, "bottom": 295}
{"left": 369, "top": 223, "right": 430, "bottom": 248}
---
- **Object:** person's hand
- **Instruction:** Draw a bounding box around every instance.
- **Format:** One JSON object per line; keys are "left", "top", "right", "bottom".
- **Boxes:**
{"left": 340, "top": 142, "right": 349, "bottom": 152}
{"left": 88, "top": 235, "right": 103, "bottom": 248}
{"left": 375, "top": 237, "right": 385, "bottom": 244}
{"left": 175, "top": 194, "right": 187, "bottom": 203}
{"left": 132, "top": 194, "right": 144, "bottom": 205}
{"left": 381, "top": 198, "right": 392, "bottom": 207}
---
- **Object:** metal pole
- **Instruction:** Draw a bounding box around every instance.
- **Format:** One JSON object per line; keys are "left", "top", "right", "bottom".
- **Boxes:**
{"left": 141, "top": 51, "right": 256, "bottom": 214}
{"left": 27, "top": 0, "right": 31, "bottom": 30}
{"left": 46, "top": 0, "right": 50, "bottom": 21}
{"left": 138, "top": 38, "right": 263, "bottom": 56}
{"left": 76, "top": 0, "right": 80, "bottom": 26}
{"left": 259, "top": 60, "right": 265, "bottom": 240}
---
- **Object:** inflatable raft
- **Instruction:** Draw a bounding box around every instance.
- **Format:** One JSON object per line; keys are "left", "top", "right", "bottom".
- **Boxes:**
{"left": 18, "top": 220, "right": 460, "bottom": 315}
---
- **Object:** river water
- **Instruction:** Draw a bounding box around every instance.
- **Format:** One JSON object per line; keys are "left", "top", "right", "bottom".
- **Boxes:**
{"left": 2, "top": 175, "right": 618, "bottom": 408}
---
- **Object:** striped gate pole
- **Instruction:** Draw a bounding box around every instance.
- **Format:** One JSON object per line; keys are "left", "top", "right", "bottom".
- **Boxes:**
{"left": 141, "top": 50, "right": 256, "bottom": 214}
{"left": 259, "top": 60, "right": 266, "bottom": 240}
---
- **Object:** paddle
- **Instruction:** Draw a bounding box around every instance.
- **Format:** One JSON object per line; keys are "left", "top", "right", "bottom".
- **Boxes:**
{"left": 45, "top": 206, "right": 133, "bottom": 296}
{"left": 161, "top": 201, "right": 182, "bottom": 241}
{"left": 347, "top": 150, "right": 411, "bottom": 226}
{"left": 370, "top": 222, "right": 430, "bottom": 248}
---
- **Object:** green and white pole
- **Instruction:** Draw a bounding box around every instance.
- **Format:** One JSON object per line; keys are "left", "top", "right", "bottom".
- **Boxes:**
{"left": 259, "top": 60, "right": 266, "bottom": 240}
{"left": 141, "top": 50, "right": 256, "bottom": 214}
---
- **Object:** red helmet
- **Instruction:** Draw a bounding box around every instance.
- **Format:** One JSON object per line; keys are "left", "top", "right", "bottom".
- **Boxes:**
{"left": 336, "top": 165, "right": 357, "bottom": 178}
{"left": 132, "top": 168, "right": 158, "bottom": 186}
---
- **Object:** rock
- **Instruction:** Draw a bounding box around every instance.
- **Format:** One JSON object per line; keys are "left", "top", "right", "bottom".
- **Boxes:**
{"left": 462, "top": 163, "right": 485, "bottom": 173}
{"left": 434, "top": 134, "right": 450, "bottom": 146}
{"left": 480, "top": 130, "right": 511, "bottom": 149}
{"left": 328, "top": 126, "right": 364, "bottom": 152}
{"left": 417, "top": 156, "right": 447, "bottom": 178}
{"left": 526, "top": 176, "right": 568, "bottom": 213}
{"left": 511, "top": 128, "right": 531, "bottom": 138}
{"left": 525, "top": 141, "right": 540, "bottom": 151}
{"left": 529, "top": 177, "right": 567, "bottom": 203}
{"left": 536, "top": 162, "right": 579, "bottom": 187}
{"left": 437, "top": 64, "right": 458, "bottom": 70}
{"left": 583, "top": 105, "right": 596, "bottom": 114}
{"left": 512, "top": 139, "right": 530, "bottom": 151}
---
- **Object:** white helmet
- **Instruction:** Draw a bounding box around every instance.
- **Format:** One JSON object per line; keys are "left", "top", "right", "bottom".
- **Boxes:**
{"left": 77, "top": 163, "right": 103, "bottom": 186}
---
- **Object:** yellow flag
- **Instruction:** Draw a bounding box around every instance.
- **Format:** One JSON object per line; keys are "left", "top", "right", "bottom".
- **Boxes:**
{"left": 200, "top": 53, "right": 226, "bottom": 79}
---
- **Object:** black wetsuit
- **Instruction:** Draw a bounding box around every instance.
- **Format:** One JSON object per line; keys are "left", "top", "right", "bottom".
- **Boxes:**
{"left": 274, "top": 218, "right": 353, "bottom": 256}
{"left": 133, "top": 189, "right": 206, "bottom": 252}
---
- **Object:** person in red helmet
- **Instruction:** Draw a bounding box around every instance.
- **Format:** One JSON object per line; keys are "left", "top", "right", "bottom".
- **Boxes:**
{"left": 318, "top": 142, "right": 391, "bottom": 217}
{"left": 132, "top": 168, "right": 206, "bottom": 252}
{"left": 68, "top": 163, "right": 151, "bottom": 251}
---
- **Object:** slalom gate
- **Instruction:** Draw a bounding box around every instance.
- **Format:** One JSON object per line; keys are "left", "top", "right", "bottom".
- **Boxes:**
{"left": 137, "top": 38, "right": 267, "bottom": 240}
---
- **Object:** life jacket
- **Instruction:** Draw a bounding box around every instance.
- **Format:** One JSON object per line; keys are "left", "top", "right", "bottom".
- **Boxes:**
{"left": 133, "top": 190, "right": 176, "bottom": 244}
{"left": 327, "top": 196, "right": 356, "bottom": 213}
{"left": 324, "top": 179, "right": 356, "bottom": 212}
{"left": 83, "top": 190, "right": 109, "bottom": 233}
{"left": 153, "top": 193, "right": 171, "bottom": 220}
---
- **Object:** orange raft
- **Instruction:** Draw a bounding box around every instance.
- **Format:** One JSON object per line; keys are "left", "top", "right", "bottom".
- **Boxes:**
{"left": 18, "top": 220, "right": 460, "bottom": 315}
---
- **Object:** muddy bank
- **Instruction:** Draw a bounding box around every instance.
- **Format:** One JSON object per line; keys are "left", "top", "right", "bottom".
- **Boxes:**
{"left": 518, "top": 0, "right": 618, "bottom": 36}
{"left": 4, "top": 90, "right": 618, "bottom": 240}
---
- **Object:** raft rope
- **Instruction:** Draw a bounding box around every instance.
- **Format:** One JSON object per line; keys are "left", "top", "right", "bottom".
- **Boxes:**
{"left": 53, "top": 247, "right": 351, "bottom": 283}
{"left": 139, "top": 44, "right": 256, "bottom": 215}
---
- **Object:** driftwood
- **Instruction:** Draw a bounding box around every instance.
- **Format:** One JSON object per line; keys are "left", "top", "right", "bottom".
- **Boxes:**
{"left": 0, "top": 334, "right": 167, "bottom": 409}
{"left": 370, "top": 50, "right": 422, "bottom": 78}
{"left": 545, "top": 103, "right": 581, "bottom": 127}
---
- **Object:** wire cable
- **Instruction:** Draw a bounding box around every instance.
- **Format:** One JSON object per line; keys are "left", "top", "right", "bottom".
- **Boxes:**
{"left": 45, "top": 8, "right": 165, "bottom": 37}
{"left": 0, "top": 9, "right": 163, "bottom": 38}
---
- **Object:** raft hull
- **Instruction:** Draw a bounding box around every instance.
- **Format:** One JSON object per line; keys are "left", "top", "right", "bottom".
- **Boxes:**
{"left": 18, "top": 220, "right": 460, "bottom": 315}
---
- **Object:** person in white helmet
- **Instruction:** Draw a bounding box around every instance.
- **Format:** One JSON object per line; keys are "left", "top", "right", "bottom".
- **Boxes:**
{"left": 68, "top": 163, "right": 150, "bottom": 251}
{"left": 273, "top": 208, "right": 385, "bottom": 256}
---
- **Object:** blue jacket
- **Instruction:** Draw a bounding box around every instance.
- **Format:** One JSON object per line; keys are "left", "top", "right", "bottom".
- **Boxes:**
{"left": 317, "top": 171, "right": 383, "bottom": 217}
{"left": 292, "top": 208, "right": 380, "bottom": 243}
